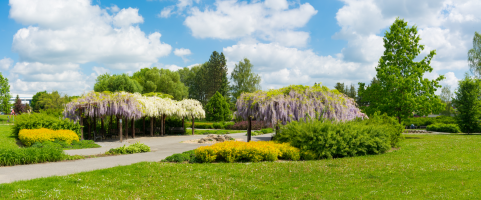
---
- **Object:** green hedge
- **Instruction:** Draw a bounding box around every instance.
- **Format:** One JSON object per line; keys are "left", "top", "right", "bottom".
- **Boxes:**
{"left": 426, "top": 123, "right": 461, "bottom": 133}
{"left": 105, "top": 142, "right": 150, "bottom": 155}
{"left": 12, "top": 113, "right": 82, "bottom": 138}
{"left": 0, "top": 142, "right": 66, "bottom": 166}
{"left": 185, "top": 121, "right": 235, "bottom": 129}
{"left": 402, "top": 116, "right": 455, "bottom": 126}
{"left": 273, "top": 113, "right": 403, "bottom": 159}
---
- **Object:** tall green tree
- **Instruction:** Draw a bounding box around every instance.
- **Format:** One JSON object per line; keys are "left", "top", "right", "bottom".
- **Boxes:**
{"left": 359, "top": 18, "right": 445, "bottom": 123}
{"left": 94, "top": 73, "right": 143, "bottom": 93}
{"left": 468, "top": 32, "right": 481, "bottom": 78}
{"left": 439, "top": 85, "right": 454, "bottom": 116}
{"left": 0, "top": 73, "right": 11, "bottom": 114}
{"left": 334, "top": 82, "right": 356, "bottom": 99}
{"left": 206, "top": 51, "right": 229, "bottom": 99}
{"left": 178, "top": 63, "right": 208, "bottom": 103}
{"left": 31, "top": 90, "right": 47, "bottom": 112}
{"left": 334, "top": 82, "right": 346, "bottom": 94}
{"left": 157, "top": 68, "right": 188, "bottom": 100}
{"left": 452, "top": 74, "right": 481, "bottom": 134}
{"left": 230, "top": 58, "right": 261, "bottom": 102}
{"left": 357, "top": 78, "right": 380, "bottom": 110}
{"left": 37, "top": 91, "right": 67, "bottom": 110}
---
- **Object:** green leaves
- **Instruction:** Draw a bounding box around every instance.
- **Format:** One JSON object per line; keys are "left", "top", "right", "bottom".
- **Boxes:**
{"left": 205, "top": 91, "right": 231, "bottom": 121}
{"left": 231, "top": 58, "right": 261, "bottom": 102}
{"left": 452, "top": 74, "right": 481, "bottom": 134}
{"left": 0, "top": 72, "right": 11, "bottom": 113}
{"left": 360, "top": 18, "right": 444, "bottom": 123}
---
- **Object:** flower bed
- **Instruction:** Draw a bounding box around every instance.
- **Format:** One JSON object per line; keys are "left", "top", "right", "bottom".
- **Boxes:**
{"left": 195, "top": 141, "right": 300, "bottom": 163}
{"left": 18, "top": 128, "right": 79, "bottom": 147}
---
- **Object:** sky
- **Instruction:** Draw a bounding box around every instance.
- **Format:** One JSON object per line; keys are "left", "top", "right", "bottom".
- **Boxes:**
{"left": 0, "top": 0, "right": 479, "bottom": 97}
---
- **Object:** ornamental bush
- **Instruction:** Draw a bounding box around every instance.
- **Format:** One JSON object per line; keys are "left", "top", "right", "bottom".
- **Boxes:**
{"left": 18, "top": 128, "right": 79, "bottom": 147}
{"left": 426, "top": 123, "right": 461, "bottom": 133}
{"left": 13, "top": 113, "right": 82, "bottom": 138}
{"left": 194, "top": 141, "right": 300, "bottom": 163}
{"left": 205, "top": 92, "right": 231, "bottom": 121}
{"left": 106, "top": 142, "right": 150, "bottom": 155}
{"left": 0, "top": 142, "right": 66, "bottom": 166}
{"left": 273, "top": 113, "right": 403, "bottom": 159}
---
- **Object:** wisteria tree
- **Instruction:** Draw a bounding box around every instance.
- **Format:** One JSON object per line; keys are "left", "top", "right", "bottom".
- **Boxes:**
{"left": 236, "top": 84, "right": 368, "bottom": 141}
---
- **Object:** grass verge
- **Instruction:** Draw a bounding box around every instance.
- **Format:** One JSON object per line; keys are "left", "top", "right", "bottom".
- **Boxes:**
{"left": 1, "top": 134, "right": 480, "bottom": 199}
{"left": 186, "top": 128, "right": 245, "bottom": 135}
{"left": 0, "top": 126, "right": 18, "bottom": 150}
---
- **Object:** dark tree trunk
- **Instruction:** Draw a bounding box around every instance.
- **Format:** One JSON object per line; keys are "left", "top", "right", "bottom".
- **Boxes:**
{"left": 79, "top": 109, "right": 84, "bottom": 140}
{"left": 192, "top": 116, "right": 195, "bottom": 135}
{"left": 143, "top": 117, "right": 146, "bottom": 136}
{"left": 117, "top": 116, "right": 122, "bottom": 142}
{"left": 125, "top": 117, "right": 129, "bottom": 139}
{"left": 247, "top": 116, "right": 252, "bottom": 142}
{"left": 150, "top": 117, "right": 154, "bottom": 137}
{"left": 88, "top": 118, "right": 91, "bottom": 140}
{"left": 132, "top": 118, "right": 135, "bottom": 139}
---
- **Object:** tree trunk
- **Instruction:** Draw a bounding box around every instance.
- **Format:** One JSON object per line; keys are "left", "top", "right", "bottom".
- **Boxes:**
{"left": 79, "top": 109, "right": 84, "bottom": 140}
{"left": 101, "top": 117, "right": 104, "bottom": 133}
{"left": 110, "top": 115, "right": 113, "bottom": 135}
{"left": 161, "top": 114, "right": 166, "bottom": 136}
{"left": 247, "top": 116, "right": 252, "bottom": 142}
{"left": 118, "top": 117, "right": 122, "bottom": 142}
{"left": 125, "top": 117, "right": 129, "bottom": 140}
{"left": 150, "top": 117, "right": 154, "bottom": 137}
{"left": 88, "top": 118, "right": 91, "bottom": 140}
{"left": 192, "top": 116, "right": 195, "bottom": 135}
{"left": 132, "top": 118, "right": 135, "bottom": 139}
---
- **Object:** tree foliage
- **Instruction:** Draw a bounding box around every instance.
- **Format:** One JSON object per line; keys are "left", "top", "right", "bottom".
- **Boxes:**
{"left": 13, "top": 95, "right": 26, "bottom": 114}
{"left": 358, "top": 18, "right": 444, "bottom": 123}
{"left": 236, "top": 84, "right": 368, "bottom": 126}
{"left": 206, "top": 51, "right": 229, "bottom": 99}
{"left": 94, "top": 74, "right": 143, "bottom": 93}
{"left": 0, "top": 73, "right": 11, "bottom": 113}
{"left": 231, "top": 58, "right": 261, "bottom": 102}
{"left": 31, "top": 91, "right": 47, "bottom": 112}
{"left": 468, "top": 32, "right": 481, "bottom": 78}
{"left": 439, "top": 85, "right": 454, "bottom": 116}
{"left": 131, "top": 67, "right": 188, "bottom": 100}
{"left": 205, "top": 91, "right": 230, "bottom": 121}
{"left": 452, "top": 74, "right": 481, "bottom": 134}
{"left": 334, "top": 82, "right": 356, "bottom": 99}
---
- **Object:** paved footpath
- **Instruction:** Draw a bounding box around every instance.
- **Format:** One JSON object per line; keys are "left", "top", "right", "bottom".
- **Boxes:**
{"left": 0, "top": 132, "right": 273, "bottom": 184}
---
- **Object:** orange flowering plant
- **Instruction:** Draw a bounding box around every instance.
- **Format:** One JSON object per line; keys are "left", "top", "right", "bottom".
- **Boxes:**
{"left": 18, "top": 128, "right": 80, "bottom": 146}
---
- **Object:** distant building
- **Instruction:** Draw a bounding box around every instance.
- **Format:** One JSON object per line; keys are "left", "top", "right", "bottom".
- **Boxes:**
{"left": 9, "top": 94, "right": 33, "bottom": 105}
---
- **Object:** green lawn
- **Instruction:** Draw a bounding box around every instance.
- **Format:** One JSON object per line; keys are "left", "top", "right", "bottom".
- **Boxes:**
{"left": 0, "top": 115, "right": 14, "bottom": 125}
{"left": 0, "top": 126, "right": 18, "bottom": 149}
{"left": 1, "top": 134, "right": 480, "bottom": 199}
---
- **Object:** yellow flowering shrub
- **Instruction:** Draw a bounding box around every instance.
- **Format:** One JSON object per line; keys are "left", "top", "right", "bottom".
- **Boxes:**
{"left": 18, "top": 128, "right": 80, "bottom": 146}
{"left": 195, "top": 141, "right": 300, "bottom": 163}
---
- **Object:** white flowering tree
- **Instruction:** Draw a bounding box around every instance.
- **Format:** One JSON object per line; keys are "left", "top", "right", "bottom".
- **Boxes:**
{"left": 179, "top": 99, "right": 206, "bottom": 135}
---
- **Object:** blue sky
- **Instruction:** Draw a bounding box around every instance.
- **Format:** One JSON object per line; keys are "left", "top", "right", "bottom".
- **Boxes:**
{"left": 0, "top": 0, "right": 480, "bottom": 97}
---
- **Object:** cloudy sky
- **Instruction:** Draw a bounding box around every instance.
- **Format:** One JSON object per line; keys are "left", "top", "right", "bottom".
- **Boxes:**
{"left": 0, "top": 0, "right": 479, "bottom": 96}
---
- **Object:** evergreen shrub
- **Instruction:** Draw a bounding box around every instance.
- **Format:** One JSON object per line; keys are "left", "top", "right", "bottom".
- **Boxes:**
{"left": 205, "top": 92, "right": 231, "bottom": 121}
{"left": 426, "top": 123, "right": 461, "bottom": 133}
{"left": 273, "top": 113, "right": 403, "bottom": 159}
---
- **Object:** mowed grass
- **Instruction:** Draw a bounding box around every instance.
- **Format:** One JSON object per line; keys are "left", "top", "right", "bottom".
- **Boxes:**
{"left": 0, "top": 126, "right": 18, "bottom": 149}
{"left": 1, "top": 134, "right": 481, "bottom": 199}
{"left": 187, "top": 128, "right": 245, "bottom": 135}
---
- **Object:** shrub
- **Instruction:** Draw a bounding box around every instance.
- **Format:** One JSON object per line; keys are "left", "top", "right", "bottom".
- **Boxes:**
{"left": 213, "top": 123, "right": 224, "bottom": 129}
{"left": 426, "top": 123, "right": 461, "bottom": 133}
{"left": 163, "top": 150, "right": 196, "bottom": 163}
{"left": 106, "top": 142, "right": 150, "bottom": 155}
{"left": 205, "top": 92, "right": 231, "bottom": 121}
{"left": 13, "top": 113, "right": 82, "bottom": 138}
{"left": 0, "top": 142, "right": 66, "bottom": 166}
{"left": 250, "top": 128, "right": 274, "bottom": 136}
{"left": 273, "top": 113, "right": 403, "bottom": 159}
{"left": 18, "top": 128, "right": 79, "bottom": 147}
{"left": 194, "top": 141, "right": 300, "bottom": 163}
{"left": 230, "top": 121, "right": 269, "bottom": 130}
{"left": 223, "top": 122, "right": 235, "bottom": 129}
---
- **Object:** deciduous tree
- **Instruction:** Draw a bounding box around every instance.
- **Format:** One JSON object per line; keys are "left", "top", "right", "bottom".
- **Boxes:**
{"left": 359, "top": 18, "right": 445, "bottom": 123}
{"left": 468, "top": 32, "right": 481, "bottom": 78}
{"left": 231, "top": 58, "right": 261, "bottom": 102}
{"left": 0, "top": 73, "right": 11, "bottom": 114}
{"left": 452, "top": 74, "right": 481, "bottom": 134}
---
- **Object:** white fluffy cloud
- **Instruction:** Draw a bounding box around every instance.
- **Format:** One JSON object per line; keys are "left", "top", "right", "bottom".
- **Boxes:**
{"left": 174, "top": 48, "right": 192, "bottom": 62}
{"left": 0, "top": 58, "right": 13, "bottom": 71}
{"left": 184, "top": 0, "right": 317, "bottom": 47}
{"left": 223, "top": 42, "right": 370, "bottom": 89}
{"left": 7, "top": 0, "right": 173, "bottom": 95}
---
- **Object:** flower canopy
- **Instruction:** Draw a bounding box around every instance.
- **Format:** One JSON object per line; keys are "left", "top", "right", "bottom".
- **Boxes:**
{"left": 63, "top": 91, "right": 205, "bottom": 121}
{"left": 236, "top": 84, "right": 368, "bottom": 125}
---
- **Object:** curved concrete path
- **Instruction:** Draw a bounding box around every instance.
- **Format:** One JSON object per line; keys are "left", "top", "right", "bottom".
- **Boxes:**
{"left": 0, "top": 132, "right": 274, "bottom": 184}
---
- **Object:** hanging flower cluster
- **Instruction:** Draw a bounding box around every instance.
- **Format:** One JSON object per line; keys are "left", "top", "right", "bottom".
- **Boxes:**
{"left": 236, "top": 84, "right": 368, "bottom": 125}
{"left": 64, "top": 91, "right": 205, "bottom": 121}
{"left": 178, "top": 99, "right": 206, "bottom": 119}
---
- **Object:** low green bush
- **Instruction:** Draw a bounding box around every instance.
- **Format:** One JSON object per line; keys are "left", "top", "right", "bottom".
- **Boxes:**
{"left": 106, "top": 142, "right": 150, "bottom": 155}
{"left": 12, "top": 113, "right": 82, "bottom": 138}
{"left": 249, "top": 128, "right": 274, "bottom": 136}
{"left": 162, "top": 150, "right": 197, "bottom": 163}
{"left": 212, "top": 123, "right": 224, "bottom": 129}
{"left": 426, "top": 123, "right": 461, "bottom": 133}
{"left": 30, "top": 140, "right": 101, "bottom": 149}
{"left": 0, "top": 142, "right": 66, "bottom": 166}
{"left": 273, "top": 113, "right": 403, "bottom": 159}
